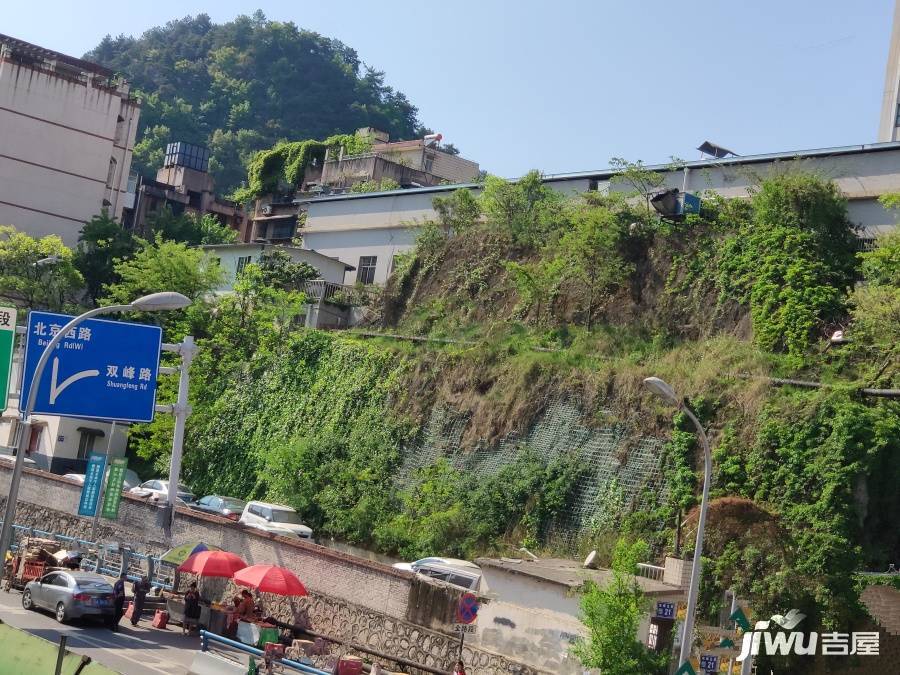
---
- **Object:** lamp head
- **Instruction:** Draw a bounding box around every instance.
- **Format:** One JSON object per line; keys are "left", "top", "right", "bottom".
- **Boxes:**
{"left": 130, "top": 292, "right": 192, "bottom": 312}
{"left": 643, "top": 376, "right": 679, "bottom": 405}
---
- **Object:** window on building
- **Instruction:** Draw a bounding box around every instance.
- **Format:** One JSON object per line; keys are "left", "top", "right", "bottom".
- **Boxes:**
{"left": 77, "top": 429, "right": 103, "bottom": 460}
{"left": 356, "top": 256, "right": 377, "bottom": 285}
{"left": 271, "top": 222, "right": 295, "bottom": 240}
{"left": 236, "top": 256, "right": 252, "bottom": 275}
{"left": 896, "top": 102, "right": 900, "bottom": 126}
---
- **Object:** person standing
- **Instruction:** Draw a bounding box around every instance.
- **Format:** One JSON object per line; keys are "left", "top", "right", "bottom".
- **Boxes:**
{"left": 452, "top": 660, "right": 467, "bottom": 675}
{"left": 183, "top": 582, "right": 201, "bottom": 635}
{"left": 130, "top": 576, "right": 150, "bottom": 626}
{"left": 111, "top": 572, "right": 127, "bottom": 631}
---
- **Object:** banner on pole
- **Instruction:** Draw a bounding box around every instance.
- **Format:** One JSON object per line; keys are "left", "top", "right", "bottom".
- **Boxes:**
{"left": 78, "top": 453, "right": 107, "bottom": 517}
{"left": 101, "top": 457, "right": 128, "bottom": 519}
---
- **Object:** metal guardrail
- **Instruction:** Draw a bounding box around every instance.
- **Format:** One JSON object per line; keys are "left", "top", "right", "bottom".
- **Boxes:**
{"left": 0, "top": 520, "right": 173, "bottom": 589}
{"left": 200, "top": 631, "right": 329, "bottom": 675}
{"left": 636, "top": 562, "right": 665, "bottom": 582}
{"left": 302, "top": 280, "right": 377, "bottom": 307}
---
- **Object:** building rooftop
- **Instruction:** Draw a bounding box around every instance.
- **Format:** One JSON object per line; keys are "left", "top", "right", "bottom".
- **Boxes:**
{"left": 295, "top": 140, "right": 900, "bottom": 206}
{"left": 0, "top": 32, "right": 113, "bottom": 78}
{"left": 476, "top": 556, "right": 683, "bottom": 596}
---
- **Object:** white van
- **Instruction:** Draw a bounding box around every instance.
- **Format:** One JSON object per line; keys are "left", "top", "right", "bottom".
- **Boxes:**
{"left": 393, "top": 557, "right": 482, "bottom": 591}
{"left": 239, "top": 501, "right": 313, "bottom": 540}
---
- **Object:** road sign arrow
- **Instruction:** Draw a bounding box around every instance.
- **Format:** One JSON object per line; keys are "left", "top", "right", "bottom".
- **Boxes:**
{"left": 49, "top": 356, "right": 99, "bottom": 405}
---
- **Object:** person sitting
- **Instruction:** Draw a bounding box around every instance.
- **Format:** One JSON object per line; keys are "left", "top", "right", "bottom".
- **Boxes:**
{"left": 236, "top": 590, "right": 256, "bottom": 621}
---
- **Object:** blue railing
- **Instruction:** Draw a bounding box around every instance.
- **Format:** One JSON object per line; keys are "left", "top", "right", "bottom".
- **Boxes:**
{"left": 0, "top": 520, "right": 173, "bottom": 589}
{"left": 200, "top": 631, "right": 329, "bottom": 675}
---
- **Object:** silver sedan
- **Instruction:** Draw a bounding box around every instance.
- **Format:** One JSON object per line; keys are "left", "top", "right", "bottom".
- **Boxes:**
{"left": 22, "top": 571, "right": 116, "bottom": 624}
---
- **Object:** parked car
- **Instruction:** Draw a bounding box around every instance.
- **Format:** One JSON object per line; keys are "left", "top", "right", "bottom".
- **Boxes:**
{"left": 129, "top": 479, "right": 195, "bottom": 504}
{"left": 62, "top": 468, "right": 141, "bottom": 491}
{"left": 190, "top": 495, "right": 247, "bottom": 521}
{"left": 392, "top": 557, "right": 483, "bottom": 591}
{"left": 22, "top": 571, "right": 115, "bottom": 624}
{"left": 0, "top": 454, "right": 37, "bottom": 468}
{"left": 239, "top": 501, "right": 313, "bottom": 539}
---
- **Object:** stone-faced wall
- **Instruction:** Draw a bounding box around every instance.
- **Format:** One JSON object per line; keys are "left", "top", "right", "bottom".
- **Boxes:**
{"left": 0, "top": 465, "right": 543, "bottom": 674}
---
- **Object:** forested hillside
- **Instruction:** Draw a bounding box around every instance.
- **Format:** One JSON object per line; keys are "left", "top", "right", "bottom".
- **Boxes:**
{"left": 85, "top": 11, "right": 426, "bottom": 195}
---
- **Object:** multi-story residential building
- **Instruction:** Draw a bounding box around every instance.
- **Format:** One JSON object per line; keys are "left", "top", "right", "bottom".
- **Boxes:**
{"left": 297, "top": 141, "right": 900, "bottom": 286}
{"left": 122, "top": 142, "right": 245, "bottom": 239}
{"left": 246, "top": 128, "right": 479, "bottom": 244}
{"left": 880, "top": 0, "right": 900, "bottom": 142}
{"left": 0, "top": 33, "right": 139, "bottom": 245}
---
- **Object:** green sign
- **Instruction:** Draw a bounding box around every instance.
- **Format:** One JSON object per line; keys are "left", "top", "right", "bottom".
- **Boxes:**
{"left": 675, "top": 663, "right": 697, "bottom": 675}
{"left": 0, "top": 307, "right": 17, "bottom": 409}
{"left": 101, "top": 457, "right": 128, "bottom": 519}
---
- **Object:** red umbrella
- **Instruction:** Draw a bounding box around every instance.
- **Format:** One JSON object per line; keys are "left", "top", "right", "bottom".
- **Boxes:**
{"left": 178, "top": 550, "right": 248, "bottom": 578}
{"left": 232, "top": 564, "right": 307, "bottom": 596}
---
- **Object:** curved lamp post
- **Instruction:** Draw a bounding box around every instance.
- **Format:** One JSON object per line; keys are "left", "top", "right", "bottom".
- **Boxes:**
{"left": 0, "top": 292, "right": 191, "bottom": 584}
{"left": 643, "top": 376, "right": 712, "bottom": 669}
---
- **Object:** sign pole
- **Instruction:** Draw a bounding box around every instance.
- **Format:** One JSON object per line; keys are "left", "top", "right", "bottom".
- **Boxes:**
{"left": 164, "top": 336, "right": 195, "bottom": 537}
{"left": 90, "top": 421, "right": 116, "bottom": 543}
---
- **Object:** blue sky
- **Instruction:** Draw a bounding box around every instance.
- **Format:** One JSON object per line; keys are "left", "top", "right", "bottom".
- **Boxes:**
{"left": 4, "top": 1, "right": 895, "bottom": 177}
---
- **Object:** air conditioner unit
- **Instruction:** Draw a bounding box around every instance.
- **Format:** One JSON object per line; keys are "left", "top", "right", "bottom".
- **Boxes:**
{"left": 261, "top": 205, "right": 273, "bottom": 216}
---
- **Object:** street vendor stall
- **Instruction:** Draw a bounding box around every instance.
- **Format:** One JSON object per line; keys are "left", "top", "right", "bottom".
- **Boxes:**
{"left": 170, "top": 550, "right": 247, "bottom": 634}
{"left": 232, "top": 564, "right": 307, "bottom": 649}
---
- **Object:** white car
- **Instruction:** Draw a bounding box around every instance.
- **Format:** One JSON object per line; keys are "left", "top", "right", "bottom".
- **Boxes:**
{"left": 63, "top": 468, "right": 142, "bottom": 491}
{"left": 393, "top": 557, "right": 483, "bottom": 591}
{"left": 129, "top": 479, "right": 195, "bottom": 504}
{"left": 0, "top": 454, "right": 37, "bottom": 468}
{"left": 239, "top": 501, "right": 313, "bottom": 539}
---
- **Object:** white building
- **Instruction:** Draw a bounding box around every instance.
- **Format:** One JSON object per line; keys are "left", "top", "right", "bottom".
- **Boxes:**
{"left": 0, "top": 33, "right": 140, "bottom": 245}
{"left": 0, "top": 336, "right": 127, "bottom": 474}
{"left": 297, "top": 141, "right": 900, "bottom": 286}
{"left": 200, "top": 243, "right": 354, "bottom": 292}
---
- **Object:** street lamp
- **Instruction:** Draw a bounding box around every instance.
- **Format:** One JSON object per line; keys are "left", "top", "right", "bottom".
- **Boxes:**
{"left": 643, "top": 376, "right": 712, "bottom": 669}
{"left": 0, "top": 292, "right": 191, "bottom": 585}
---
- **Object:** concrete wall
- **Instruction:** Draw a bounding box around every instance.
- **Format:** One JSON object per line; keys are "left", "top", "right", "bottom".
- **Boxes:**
{"left": 0, "top": 57, "right": 139, "bottom": 245}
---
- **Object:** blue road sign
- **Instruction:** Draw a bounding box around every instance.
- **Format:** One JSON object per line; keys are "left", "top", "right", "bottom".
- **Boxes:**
{"left": 21, "top": 311, "right": 163, "bottom": 423}
{"left": 78, "top": 453, "right": 107, "bottom": 517}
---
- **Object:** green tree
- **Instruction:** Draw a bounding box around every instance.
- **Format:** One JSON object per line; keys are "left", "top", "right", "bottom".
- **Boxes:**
{"left": 74, "top": 212, "right": 138, "bottom": 303}
{"left": 87, "top": 13, "right": 426, "bottom": 195}
{"left": 0, "top": 226, "right": 83, "bottom": 311}
{"left": 479, "top": 171, "right": 564, "bottom": 247}
{"left": 717, "top": 174, "right": 857, "bottom": 356}
{"left": 146, "top": 207, "right": 237, "bottom": 245}
{"left": 101, "top": 236, "right": 223, "bottom": 338}
{"left": 432, "top": 188, "right": 481, "bottom": 234}
{"left": 556, "top": 205, "right": 633, "bottom": 330}
{"left": 574, "top": 538, "right": 666, "bottom": 675}
{"left": 256, "top": 250, "right": 319, "bottom": 291}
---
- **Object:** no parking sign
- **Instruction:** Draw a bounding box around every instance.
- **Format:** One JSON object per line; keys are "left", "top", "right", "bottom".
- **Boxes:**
{"left": 457, "top": 592, "right": 479, "bottom": 624}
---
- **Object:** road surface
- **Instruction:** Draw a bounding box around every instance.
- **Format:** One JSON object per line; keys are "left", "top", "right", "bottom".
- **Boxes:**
{"left": 0, "top": 587, "right": 197, "bottom": 674}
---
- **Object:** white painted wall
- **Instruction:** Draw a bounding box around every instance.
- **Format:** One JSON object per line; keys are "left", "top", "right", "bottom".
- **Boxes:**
{"left": 202, "top": 243, "right": 350, "bottom": 291}
{"left": 302, "top": 226, "right": 419, "bottom": 285}
{"left": 0, "top": 57, "right": 139, "bottom": 245}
